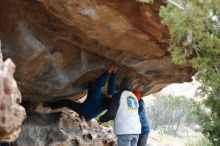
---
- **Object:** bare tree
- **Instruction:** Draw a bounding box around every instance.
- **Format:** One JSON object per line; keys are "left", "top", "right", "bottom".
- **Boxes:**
{"left": 145, "top": 94, "right": 194, "bottom": 136}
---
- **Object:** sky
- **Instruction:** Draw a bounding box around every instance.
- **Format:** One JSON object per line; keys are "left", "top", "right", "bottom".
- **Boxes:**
{"left": 144, "top": 77, "right": 201, "bottom": 99}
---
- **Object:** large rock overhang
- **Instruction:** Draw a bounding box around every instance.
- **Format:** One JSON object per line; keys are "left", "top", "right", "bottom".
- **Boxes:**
{"left": 0, "top": 0, "right": 193, "bottom": 102}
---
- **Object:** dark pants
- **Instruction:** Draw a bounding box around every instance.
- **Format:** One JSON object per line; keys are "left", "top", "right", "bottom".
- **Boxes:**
{"left": 46, "top": 99, "right": 82, "bottom": 115}
{"left": 137, "top": 134, "right": 148, "bottom": 146}
{"left": 0, "top": 143, "right": 11, "bottom": 146}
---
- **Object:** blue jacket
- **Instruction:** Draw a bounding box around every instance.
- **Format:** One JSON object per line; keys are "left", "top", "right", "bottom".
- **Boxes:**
{"left": 81, "top": 71, "right": 116, "bottom": 120}
{"left": 139, "top": 99, "right": 150, "bottom": 135}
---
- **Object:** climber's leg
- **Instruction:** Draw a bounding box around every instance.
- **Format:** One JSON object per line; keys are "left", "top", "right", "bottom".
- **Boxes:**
{"left": 45, "top": 99, "right": 82, "bottom": 114}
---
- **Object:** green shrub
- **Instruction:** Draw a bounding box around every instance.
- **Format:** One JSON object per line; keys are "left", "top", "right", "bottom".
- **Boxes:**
{"left": 185, "top": 135, "right": 213, "bottom": 146}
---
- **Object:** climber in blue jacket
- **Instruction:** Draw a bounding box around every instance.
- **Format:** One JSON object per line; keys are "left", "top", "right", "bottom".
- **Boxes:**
{"left": 45, "top": 65, "right": 117, "bottom": 121}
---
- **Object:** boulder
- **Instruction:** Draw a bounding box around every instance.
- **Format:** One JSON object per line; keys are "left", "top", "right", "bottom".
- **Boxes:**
{"left": 0, "top": 41, "right": 26, "bottom": 142}
{"left": 14, "top": 109, "right": 116, "bottom": 146}
{"left": 0, "top": 0, "right": 192, "bottom": 102}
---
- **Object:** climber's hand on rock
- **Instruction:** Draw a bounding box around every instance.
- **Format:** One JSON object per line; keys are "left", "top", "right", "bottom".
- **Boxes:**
{"left": 107, "top": 65, "right": 116, "bottom": 73}
{"left": 113, "top": 66, "right": 117, "bottom": 73}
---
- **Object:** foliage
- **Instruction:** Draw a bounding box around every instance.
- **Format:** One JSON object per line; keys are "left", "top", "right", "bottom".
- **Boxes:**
{"left": 136, "top": 0, "right": 154, "bottom": 3}
{"left": 96, "top": 110, "right": 113, "bottom": 127}
{"left": 193, "top": 95, "right": 220, "bottom": 146}
{"left": 145, "top": 94, "right": 195, "bottom": 136}
{"left": 101, "top": 120, "right": 113, "bottom": 127}
{"left": 158, "top": 1, "right": 220, "bottom": 145}
{"left": 137, "top": 0, "right": 220, "bottom": 145}
{"left": 185, "top": 135, "right": 213, "bottom": 146}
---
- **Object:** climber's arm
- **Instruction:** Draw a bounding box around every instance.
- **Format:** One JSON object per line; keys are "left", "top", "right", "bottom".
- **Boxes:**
{"left": 95, "top": 65, "right": 116, "bottom": 88}
{"left": 95, "top": 71, "right": 111, "bottom": 88}
{"left": 107, "top": 73, "right": 116, "bottom": 95}
{"left": 99, "top": 92, "right": 121, "bottom": 123}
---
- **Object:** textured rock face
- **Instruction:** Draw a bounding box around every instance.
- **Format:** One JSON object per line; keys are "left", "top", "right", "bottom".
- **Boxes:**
{"left": 0, "top": 0, "right": 193, "bottom": 102}
{"left": 14, "top": 109, "right": 116, "bottom": 146}
{"left": 0, "top": 42, "right": 26, "bottom": 142}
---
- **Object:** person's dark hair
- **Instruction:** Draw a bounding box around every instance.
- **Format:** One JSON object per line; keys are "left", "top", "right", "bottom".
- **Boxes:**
{"left": 87, "top": 80, "right": 94, "bottom": 89}
{"left": 119, "top": 76, "right": 133, "bottom": 91}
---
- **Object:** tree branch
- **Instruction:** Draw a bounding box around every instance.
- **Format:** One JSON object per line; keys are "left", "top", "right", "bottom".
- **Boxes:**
{"left": 166, "top": 0, "right": 185, "bottom": 10}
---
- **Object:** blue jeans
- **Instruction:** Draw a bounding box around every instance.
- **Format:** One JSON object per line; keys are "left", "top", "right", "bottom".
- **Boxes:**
{"left": 117, "top": 134, "right": 139, "bottom": 146}
{"left": 137, "top": 134, "right": 148, "bottom": 146}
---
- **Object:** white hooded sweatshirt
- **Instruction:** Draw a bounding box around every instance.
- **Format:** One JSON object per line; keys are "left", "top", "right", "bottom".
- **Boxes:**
{"left": 114, "top": 91, "right": 141, "bottom": 135}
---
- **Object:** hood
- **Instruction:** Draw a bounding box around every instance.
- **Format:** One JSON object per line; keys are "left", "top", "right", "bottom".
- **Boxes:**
{"left": 119, "top": 76, "right": 133, "bottom": 91}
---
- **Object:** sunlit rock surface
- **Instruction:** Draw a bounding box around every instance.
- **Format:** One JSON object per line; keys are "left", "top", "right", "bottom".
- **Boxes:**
{"left": 0, "top": 42, "right": 26, "bottom": 142}
{"left": 0, "top": 0, "right": 193, "bottom": 102}
{"left": 14, "top": 108, "right": 116, "bottom": 146}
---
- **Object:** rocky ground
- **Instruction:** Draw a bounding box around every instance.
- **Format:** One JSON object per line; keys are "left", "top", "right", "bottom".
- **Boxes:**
{"left": 13, "top": 106, "right": 116, "bottom": 146}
